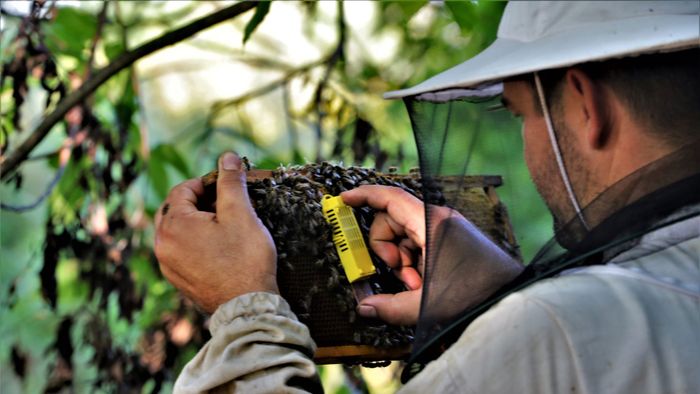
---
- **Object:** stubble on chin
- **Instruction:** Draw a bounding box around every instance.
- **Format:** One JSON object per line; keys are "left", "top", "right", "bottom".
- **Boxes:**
{"left": 530, "top": 118, "right": 587, "bottom": 235}
{"left": 530, "top": 164, "right": 567, "bottom": 233}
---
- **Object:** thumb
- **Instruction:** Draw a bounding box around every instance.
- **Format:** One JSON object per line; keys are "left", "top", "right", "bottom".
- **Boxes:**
{"left": 357, "top": 290, "right": 421, "bottom": 326}
{"left": 216, "top": 152, "right": 252, "bottom": 221}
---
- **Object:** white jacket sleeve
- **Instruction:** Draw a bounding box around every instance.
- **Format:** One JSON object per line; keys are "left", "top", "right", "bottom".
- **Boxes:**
{"left": 174, "top": 292, "right": 322, "bottom": 394}
{"left": 399, "top": 291, "right": 578, "bottom": 394}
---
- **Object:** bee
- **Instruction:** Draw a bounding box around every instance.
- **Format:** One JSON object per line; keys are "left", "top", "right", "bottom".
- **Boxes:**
{"left": 299, "top": 286, "right": 317, "bottom": 314}
{"left": 241, "top": 156, "right": 252, "bottom": 171}
{"left": 348, "top": 310, "right": 356, "bottom": 324}
{"left": 353, "top": 332, "right": 362, "bottom": 344}
{"left": 327, "top": 267, "right": 341, "bottom": 289}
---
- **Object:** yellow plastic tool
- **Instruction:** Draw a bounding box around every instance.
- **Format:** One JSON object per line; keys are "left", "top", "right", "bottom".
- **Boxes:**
{"left": 322, "top": 195, "right": 375, "bottom": 283}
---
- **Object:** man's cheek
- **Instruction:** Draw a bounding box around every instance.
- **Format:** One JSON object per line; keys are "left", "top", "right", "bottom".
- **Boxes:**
{"left": 522, "top": 127, "right": 536, "bottom": 174}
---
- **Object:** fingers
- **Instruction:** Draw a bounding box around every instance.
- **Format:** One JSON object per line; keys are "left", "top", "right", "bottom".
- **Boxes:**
{"left": 163, "top": 178, "right": 205, "bottom": 217}
{"left": 154, "top": 203, "right": 165, "bottom": 235}
{"left": 215, "top": 152, "right": 253, "bottom": 223}
{"left": 156, "top": 179, "right": 211, "bottom": 242}
{"left": 368, "top": 212, "right": 406, "bottom": 267}
{"left": 398, "top": 237, "right": 421, "bottom": 268}
{"left": 342, "top": 185, "right": 420, "bottom": 213}
{"left": 357, "top": 290, "right": 422, "bottom": 326}
{"left": 341, "top": 185, "right": 425, "bottom": 243}
{"left": 393, "top": 266, "right": 422, "bottom": 290}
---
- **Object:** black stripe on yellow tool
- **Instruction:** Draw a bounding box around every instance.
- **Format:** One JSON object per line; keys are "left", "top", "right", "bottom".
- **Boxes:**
{"left": 322, "top": 194, "right": 376, "bottom": 302}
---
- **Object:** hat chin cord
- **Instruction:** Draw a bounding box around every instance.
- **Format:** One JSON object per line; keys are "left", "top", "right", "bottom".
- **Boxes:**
{"left": 533, "top": 72, "right": 590, "bottom": 231}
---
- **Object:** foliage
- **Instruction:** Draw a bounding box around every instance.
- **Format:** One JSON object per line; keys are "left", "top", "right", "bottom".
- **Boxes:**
{"left": 242, "top": 1, "right": 271, "bottom": 44}
{"left": 0, "top": 1, "right": 550, "bottom": 392}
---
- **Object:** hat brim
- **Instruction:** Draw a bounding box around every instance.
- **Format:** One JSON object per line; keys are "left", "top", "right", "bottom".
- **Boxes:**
{"left": 384, "top": 14, "right": 699, "bottom": 100}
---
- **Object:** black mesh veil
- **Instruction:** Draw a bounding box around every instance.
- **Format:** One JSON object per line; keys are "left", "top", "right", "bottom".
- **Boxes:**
{"left": 401, "top": 89, "right": 700, "bottom": 381}
{"left": 403, "top": 90, "right": 525, "bottom": 350}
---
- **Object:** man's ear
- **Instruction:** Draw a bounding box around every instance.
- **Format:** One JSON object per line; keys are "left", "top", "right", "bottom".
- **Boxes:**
{"left": 565, "top": 68, "right": 610, "bottom": 150}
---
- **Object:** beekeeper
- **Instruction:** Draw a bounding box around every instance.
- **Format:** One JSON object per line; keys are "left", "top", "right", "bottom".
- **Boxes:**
{"left": 154, "top": 2, "right": 700, "bottom": 393}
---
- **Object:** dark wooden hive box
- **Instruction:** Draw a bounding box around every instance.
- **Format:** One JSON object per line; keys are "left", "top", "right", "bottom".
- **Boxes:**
{"left": 199, "top": 164, "right": 519, "bottom": 364}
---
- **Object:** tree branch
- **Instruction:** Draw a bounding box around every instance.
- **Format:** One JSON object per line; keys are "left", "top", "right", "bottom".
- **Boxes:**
{"left": 206, "top": 56, "right": 329, "bottom": 126}
{"left": 85, "top": 0, "right": 109, "bottom": 80}
{"left": 313, "top": 0, "right": 346, "bottom": 162}
{"left": 0, "top": 1, "right": 258, "bottom": 180}
{"left": 1, "top": 122, "right": 77, "bottom": 212}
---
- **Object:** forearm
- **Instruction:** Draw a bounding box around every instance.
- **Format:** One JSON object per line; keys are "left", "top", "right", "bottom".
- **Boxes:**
{"left": 174, "top": 292, "right": 322, "bottom": 394}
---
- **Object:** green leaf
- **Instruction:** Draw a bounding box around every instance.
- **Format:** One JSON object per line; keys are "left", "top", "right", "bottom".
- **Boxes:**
{"left": 42, "top": 7, "right": 98, "bottom": 60}
{"left": 130, "top": 255, "right": 159, "bottom": 291}
{"left": 151, "top": 144, "right": 190, "bottom": 178}
{"left": 56, "top": 258, "right": 89, "bottom": 314}
{"left": 474, "top": 1, "right": 506, "bottom": 42}
{"left": 146, "top": 144, "right": 189, "bottom": 201}
{"left": 242, "top": 1, "right": 272, "bottom": 44}
{"left": 445, "top": 0, "right": 478, "bottom": 33}
{"left": 104, "top": 41, "right": 126, "bottom": 62}
{"left": 147, "top": 154, "right": 169, "bottom": 201}
{"left": 254, "top": 156, "right": 284, "bottom": 169}
{"left": 56, "top": 158, "right": 85, "bottom": 209}
{"left": 395, "top": 0, "right": 429, "bottom": 21}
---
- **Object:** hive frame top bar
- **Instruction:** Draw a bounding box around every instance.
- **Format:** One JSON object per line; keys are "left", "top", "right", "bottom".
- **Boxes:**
{"left": 202, "top": 169, "right": 503, "bottom": 189}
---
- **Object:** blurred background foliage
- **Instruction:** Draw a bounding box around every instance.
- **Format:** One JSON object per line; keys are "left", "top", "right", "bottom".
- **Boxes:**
{"left": 0, "top": 1, "right": 551, "bottom": 392}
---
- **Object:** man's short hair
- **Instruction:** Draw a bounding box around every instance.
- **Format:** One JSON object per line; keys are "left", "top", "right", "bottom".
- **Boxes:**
{"left": 536, "top": 48, "right": 699, "bottom": 146}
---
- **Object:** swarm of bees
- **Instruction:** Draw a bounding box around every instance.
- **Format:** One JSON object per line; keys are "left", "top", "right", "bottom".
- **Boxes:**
{"left": 200, "top": 162, "right": 518, "bottom": 364}
{"left": 201, "top": 163, "right": 429, "bottom": 349}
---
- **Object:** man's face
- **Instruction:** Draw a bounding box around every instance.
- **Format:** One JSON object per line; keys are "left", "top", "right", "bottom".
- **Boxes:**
{"left": 502, "top": 80, "right": 580, "bottom": 231}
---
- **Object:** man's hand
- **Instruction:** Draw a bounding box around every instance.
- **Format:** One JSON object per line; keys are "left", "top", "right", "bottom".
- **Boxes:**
{"left": 342, "top": 185, "right": 522, "bottom": 327}
{"left": 341, "top": 185, "right": 433, "bottom": 326}
{"left": 154, "top": 152, "right": 278, "bottom": 313}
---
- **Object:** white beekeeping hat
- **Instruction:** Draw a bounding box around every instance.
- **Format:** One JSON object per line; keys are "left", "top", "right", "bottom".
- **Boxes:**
{"left": 385, "top": 1, "right": 700, "bottom": 101}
